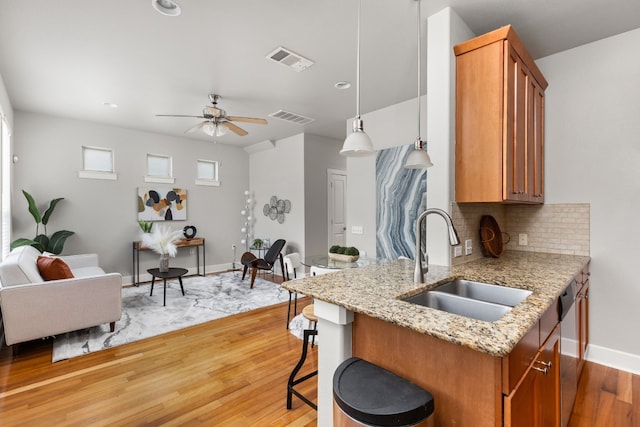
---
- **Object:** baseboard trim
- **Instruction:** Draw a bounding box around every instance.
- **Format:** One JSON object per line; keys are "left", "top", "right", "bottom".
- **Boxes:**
{"left": 586, "top": 344, "right": 640, "bottom": 375}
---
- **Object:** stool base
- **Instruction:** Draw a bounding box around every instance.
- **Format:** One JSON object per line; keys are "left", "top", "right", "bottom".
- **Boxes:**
{"left": 334, "top": 401, "right": 434, "bottom": 427}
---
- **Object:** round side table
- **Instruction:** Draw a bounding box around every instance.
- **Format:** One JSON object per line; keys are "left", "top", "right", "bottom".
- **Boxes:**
{"left": 147, "top": 267, "right": 188, "bottom": 306}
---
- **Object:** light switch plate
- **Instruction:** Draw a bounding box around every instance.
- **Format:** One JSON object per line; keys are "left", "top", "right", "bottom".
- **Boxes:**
{"left": 454, "top": 246, "right": 463, "bottom": 257}
{"left": 351, "top": 225, "right": 364, "bottom": 235}
{"left": 465, "top": 239, "right": 473, "bottom": 255}
{"left": 519, "top": 233, "right": 528, "bottom": 246}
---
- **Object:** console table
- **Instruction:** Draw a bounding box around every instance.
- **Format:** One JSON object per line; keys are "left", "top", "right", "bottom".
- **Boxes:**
{"left": 132, "top": 237, "right": 205, "bottom": 286}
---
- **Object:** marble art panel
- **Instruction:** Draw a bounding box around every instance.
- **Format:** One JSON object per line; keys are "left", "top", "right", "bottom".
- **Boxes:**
{"left": 376, "top": 145, "right": 427, "bottom": 260}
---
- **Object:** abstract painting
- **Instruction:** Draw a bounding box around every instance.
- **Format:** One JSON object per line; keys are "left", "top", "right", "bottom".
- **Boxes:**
{"left": 376, "top": 145, "right": 427, "bottom": 259}
{"left": 137, "top": 187, "right": 187, "bottom": 221}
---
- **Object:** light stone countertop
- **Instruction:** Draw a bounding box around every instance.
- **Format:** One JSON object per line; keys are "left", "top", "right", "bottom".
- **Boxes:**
{"left": 282, "top": 251, "right": 590, "bottom": 357}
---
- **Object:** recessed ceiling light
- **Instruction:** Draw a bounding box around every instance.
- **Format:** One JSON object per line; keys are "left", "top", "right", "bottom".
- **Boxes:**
{"left": 152, "top": 0, "right": 181, "bottom": 17}
{"left": 335, "top": 81, "right": 352, "bottom": 90}
{"left": 103, "top": 102, "right": 118, "bottom": 108}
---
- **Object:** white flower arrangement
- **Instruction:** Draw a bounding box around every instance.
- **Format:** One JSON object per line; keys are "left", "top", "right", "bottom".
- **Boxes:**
{"left": 140, "top": 225, "right": 183, "bottom": 257}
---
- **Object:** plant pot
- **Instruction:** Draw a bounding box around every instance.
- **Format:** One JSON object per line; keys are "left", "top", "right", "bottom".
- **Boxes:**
{"left": 328, "top": 253, "right": 359, "bottom": 263}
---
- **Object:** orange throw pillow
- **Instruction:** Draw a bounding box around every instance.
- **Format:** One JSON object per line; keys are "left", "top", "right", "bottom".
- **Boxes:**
{"left": 37, "top": 255, "right": 74, "bottom": 281}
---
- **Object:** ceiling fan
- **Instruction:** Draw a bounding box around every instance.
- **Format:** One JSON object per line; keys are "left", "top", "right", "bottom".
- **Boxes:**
{"left": 156, "top": 94, "right": 267, "bottom": 137}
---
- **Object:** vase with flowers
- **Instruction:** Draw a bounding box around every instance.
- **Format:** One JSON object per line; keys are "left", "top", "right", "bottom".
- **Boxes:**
{"left": 141, "top": 224, "right": 183, "bottom": 272}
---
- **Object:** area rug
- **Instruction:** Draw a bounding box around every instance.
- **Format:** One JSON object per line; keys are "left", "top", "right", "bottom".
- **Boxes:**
{"left": 52, "top": 271, "right": 289, "bottom": 362}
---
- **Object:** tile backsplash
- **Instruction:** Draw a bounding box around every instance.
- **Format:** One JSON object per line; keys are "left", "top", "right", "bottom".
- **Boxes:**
{"left": 451, "top": 203, "right": 590, "bottom": 266}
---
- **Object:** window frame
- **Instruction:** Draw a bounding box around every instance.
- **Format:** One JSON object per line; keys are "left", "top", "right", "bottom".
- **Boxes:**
{"left": 145, "top": 153, "right": 175, "bottom": 184}
{"left": 195, "top": 159, "right": 220, "bottom": 187}
{"left": 79, "top": 145, "right": 117, "bottom": 180}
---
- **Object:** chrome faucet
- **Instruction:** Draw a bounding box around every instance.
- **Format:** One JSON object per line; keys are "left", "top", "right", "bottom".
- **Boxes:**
{"left": 414, "top": 208, "right": 460, "bottom": 284}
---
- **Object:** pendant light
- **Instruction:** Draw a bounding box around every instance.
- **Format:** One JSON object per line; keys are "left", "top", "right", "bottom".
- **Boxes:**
{"left": 340, "top": 0, "right": 375, "bottom": 156}
{"left": 405, "top": 0, "right": 433, "bottom": 169}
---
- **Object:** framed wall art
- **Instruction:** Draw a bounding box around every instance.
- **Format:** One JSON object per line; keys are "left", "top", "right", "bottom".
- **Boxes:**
{"left": 137, "top": 187, "right": 187, "bottom": 221}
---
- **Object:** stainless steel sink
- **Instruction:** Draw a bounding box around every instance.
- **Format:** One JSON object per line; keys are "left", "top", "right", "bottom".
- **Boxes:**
{"left": 403, "top": 291, "right": 512, "bottom": 322}
{"left": 401, "top": 279, "right": 531, "bottom": 322}
{"left": 434, "top": 279, "right": 531, "bottom": 307}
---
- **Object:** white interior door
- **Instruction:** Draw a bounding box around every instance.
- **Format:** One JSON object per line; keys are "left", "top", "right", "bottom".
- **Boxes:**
{"left": 328, "top": 169, "right": 347, "bottom": 247}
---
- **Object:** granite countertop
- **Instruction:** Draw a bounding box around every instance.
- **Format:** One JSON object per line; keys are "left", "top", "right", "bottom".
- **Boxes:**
{"left": 281, "top": 251, "right": 590, "bottom": 357}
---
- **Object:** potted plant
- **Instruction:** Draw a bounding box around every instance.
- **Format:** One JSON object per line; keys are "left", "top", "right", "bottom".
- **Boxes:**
{"left": 140, "top": 224, "right": 183, "bottom": 272}
{"left": 251, "top": 238, "right": 264, "bottom": 249}
{"left": 10, "top": 190, "right": 74, "bottom": 255}
{"left": 328, "top": 245, "right": 360, "bottom": 262}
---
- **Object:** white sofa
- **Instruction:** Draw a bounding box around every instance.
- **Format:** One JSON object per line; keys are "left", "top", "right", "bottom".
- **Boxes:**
{"left": 0, "top": 245, "right": 122, "bottom": 346}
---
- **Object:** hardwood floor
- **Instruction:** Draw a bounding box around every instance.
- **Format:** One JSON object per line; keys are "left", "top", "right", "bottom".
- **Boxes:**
{"left": 0, "top": 281, "right": 318, "bottom": 426}
{"left": 0, "top": 277, "right": 637, "bottom": 426}
{"left": 569, "top": 362, "right": 640, "bottom": 427}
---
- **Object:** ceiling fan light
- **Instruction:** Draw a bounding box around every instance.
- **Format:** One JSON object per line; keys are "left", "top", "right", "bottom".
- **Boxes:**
{"left": 152, "top": 0, "right": 181, "bottom": 17}
{"left": 215, "top": 124, "right": 228, "bottom": 137}
{"left": 202, "top": 122, "right": 216, "bottom": 136}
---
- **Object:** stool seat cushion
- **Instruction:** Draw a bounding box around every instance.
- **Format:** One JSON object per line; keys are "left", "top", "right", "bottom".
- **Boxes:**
{"left": 333, "top": 357, "right": 434, "bottom": 426}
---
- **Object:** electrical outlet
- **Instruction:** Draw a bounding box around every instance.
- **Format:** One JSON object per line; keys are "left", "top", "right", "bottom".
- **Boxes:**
{"left": 465, "top": 239, "right": 473, "bottom": 255}
{"left": 519, "top": 233, "right": 528, "bottom": 246}
{"left": 454, "top": 246, "right": 463, "bottom": 257}
{"left": 351, "top": 225, "right": 364, "bottom": 235}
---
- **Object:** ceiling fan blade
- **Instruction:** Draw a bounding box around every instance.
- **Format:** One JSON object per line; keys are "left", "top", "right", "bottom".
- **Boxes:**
{"left": 227, "top": 116, "right": 268, "bottom": 125}
{"left": 221, "top": 121, "right": 248, "bottom": 136}
{"left": 205, "top": 106, "right": 223, "bottom": 117}
{"left": 156, "top": 114, "right": 207, "bottom": 118}
{"left": 184, "top": 121, "right": 208, "bottom": 133}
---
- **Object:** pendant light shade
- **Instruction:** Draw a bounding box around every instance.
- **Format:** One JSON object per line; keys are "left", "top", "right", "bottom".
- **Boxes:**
{"left": 341, "top": 117, "right": 374, "bottom": 156}
{"left": 404, "top": 0, "right": 433, "bottom": 169}
{"left": 405, "top": 137, "right": 433, "bottom": 169}
{"left": 341, "top": 0, "right": 375, "bottom": 157}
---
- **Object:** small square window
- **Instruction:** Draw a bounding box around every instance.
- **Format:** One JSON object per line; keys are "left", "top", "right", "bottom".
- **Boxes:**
{"left": 196, "top": 159, "right": 220, "bottom": 186}
{"left": 145, "top": 153, "right": 174, "bottom": 184}
{"left": 79, "top": 146, "right": 117, "bottom": 180}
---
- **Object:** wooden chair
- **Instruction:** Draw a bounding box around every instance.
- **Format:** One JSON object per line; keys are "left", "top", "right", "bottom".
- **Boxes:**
{"left": 240, "top": 239, "right": 286, "bottom": 288}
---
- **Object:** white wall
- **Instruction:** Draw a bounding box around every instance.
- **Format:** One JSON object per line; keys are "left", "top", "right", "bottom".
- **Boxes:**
{"left": 425, "top": 8, "right": 474, "bottom": 266}
{"left": 248, "top": 134, "right": 305, "bottom": 260}
{"left": 345, "top": 7, "right": 472, "bottom": 265}
{"left": 537, "top": 28, "right": 640, "bottom": 367}
{"left": 303, "top": 134, "right": 345, "bottom": 257}
{"left": 344, "top": 97, "right": 424, "bottom": 257}
{"left": 12, "top": 111, "right": 249, "bottom": 281}
{"left": 0, "top": 73, "right": 12, "bottom": 129}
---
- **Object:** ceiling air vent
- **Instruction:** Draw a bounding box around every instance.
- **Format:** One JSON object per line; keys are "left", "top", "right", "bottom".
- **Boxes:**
{"left": 269, "top": 110, "right": 315, "bottom": 125}
{"left": 266, "top": 46, "right": 314, "bottom": 72}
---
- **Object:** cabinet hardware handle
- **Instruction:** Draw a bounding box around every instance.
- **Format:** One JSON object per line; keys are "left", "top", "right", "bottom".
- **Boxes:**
{"left": 536, "top": 360, "right": 552, "bottom": 368}
{"left": 532, "top": 366, "right": 548, "bottom": 375}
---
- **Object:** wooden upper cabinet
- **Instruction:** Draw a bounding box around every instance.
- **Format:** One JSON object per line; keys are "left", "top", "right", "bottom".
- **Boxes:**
{"left": 455, "top": 25, "right": 548, "bottom": 203}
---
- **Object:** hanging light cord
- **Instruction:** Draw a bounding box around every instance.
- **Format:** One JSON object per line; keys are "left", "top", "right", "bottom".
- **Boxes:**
{"left": 416, "top": 0, "right": 422, "bottom": 140}
{"left": 355, "top": 0, "right": 362, "bottom": 119}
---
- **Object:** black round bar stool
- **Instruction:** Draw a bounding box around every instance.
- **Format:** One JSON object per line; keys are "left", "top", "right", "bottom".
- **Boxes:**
{"left": 333, "top": 357, "right": 435, "bottom": 427}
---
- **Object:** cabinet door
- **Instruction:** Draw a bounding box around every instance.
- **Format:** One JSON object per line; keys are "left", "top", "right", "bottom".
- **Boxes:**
{"left": 538, "top": 325, "right": 561, "bottom": 427}
{"left": 578, "top": 280, "right": 589, "bottom": 374}
{"left": 504, "top": 43, "right": 528, "bottom": 202}
{"left": 529, "top": 80, "right": 545, "bottom": 202}
{"left": 504, "top": 364, "right": 538, "bottom": 427}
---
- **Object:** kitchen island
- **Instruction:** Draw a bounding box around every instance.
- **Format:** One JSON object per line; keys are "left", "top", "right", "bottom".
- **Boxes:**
{"left": 282, "top": 251, "right": 590, "bottom": 426}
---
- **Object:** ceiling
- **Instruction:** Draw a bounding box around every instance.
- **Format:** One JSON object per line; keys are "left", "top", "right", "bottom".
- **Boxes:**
{"left": 1, "top": 0, "right": 639, "bottom": 147}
